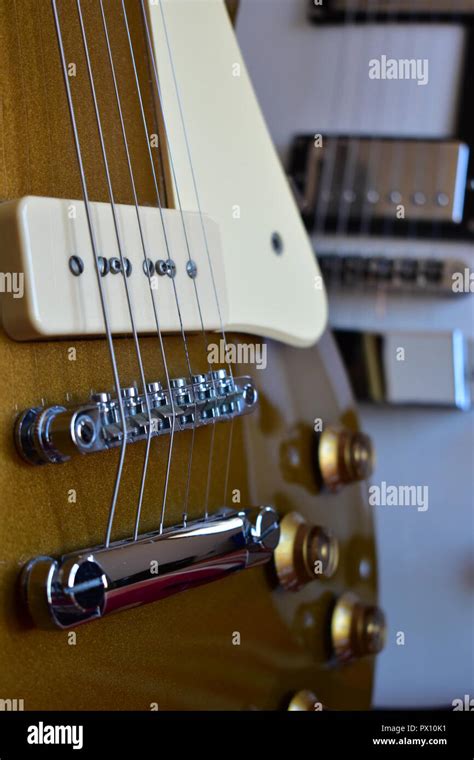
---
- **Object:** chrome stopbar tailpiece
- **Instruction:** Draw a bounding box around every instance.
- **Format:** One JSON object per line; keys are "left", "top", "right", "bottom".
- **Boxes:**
{"left": 22, "top": 507, "right": 280, "bottom": 629}
{"left": 16, "top": 370, "right": 257, "bottom": 465}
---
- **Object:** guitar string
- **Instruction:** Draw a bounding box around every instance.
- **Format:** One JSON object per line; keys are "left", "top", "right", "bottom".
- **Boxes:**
{"left": 51, "top": 0, "right": 128, "bottom": 548}
{"left": 358, "top": 0, "right": 398, "bottom": 239}
{"left": 429, "top": 0, "right": 459, "bottom": 246}
{"left": 360, "top": 1, "right": 440, "bottom": 262}
{"left": 98, "top": 0, "right": 177, "bottom": 541}
{"left": 139, "top": 0, "right": 222, "bottom": 526}
{"left": 332, "top": 0, "right": 382, "bottom": 239}
{"left": 120, "top": 0, "right": 194, "bottom": 534}
{"left": 313, "top": 0, "right": 358, "bottom": 241}
{"left": 333, "top": 0, "right": 404, "bottom": 248}
{"left": 76, "top": 0, "right": 154, "bottom": 543}
{"left": 153, "top": 0, "right": 236, "bottom": 517}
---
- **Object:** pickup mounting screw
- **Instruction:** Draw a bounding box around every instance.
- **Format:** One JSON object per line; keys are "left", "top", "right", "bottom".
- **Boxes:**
{"left": 69, "top": 255, "right": 84, "bottom": 276}
{"left": 271, "top": 231, "right": 283, "bottom": 255}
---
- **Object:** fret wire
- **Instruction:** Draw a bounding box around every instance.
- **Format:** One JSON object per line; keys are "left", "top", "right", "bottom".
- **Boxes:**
{"left": 51, "top": 0, "right": 129, "bottom": 549}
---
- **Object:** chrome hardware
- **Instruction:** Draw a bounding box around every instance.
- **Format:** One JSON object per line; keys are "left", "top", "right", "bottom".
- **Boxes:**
{"left": 21, "top": 506, "right": 280, "bottom": 629}
{"left": 318, "top": 253, "right": 471, "bottom": 296}
{"left": 291, "top": 137, "right": 469, "bottom": 226}
{"left": 335, "top": 329, "right": 473, "bottom": 410}
{"left": 15, "top": 372, "right": 258, "bottom": 465}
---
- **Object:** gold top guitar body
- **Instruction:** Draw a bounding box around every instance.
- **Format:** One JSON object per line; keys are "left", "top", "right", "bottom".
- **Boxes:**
{"left": 0, "top": 0, "right": 381, "bottom": 710}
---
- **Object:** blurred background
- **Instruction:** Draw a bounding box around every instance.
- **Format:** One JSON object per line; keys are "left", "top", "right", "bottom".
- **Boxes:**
{"left": 232, "top": 0, "right": 474, "bottom": 707}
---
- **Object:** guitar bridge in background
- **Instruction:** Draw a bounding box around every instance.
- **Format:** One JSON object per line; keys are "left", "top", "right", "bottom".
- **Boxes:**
{"left": 15, "top": 370, "right": 257, "bottom": 466}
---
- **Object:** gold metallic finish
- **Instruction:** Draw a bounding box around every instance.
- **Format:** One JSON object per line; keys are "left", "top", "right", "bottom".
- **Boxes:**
{"left": 274, "top": 511, "right": 339, "bottom": 591}
{"left": 288, "top": 690, "right": 322, "bottom": 711}
{"left": 318, "top": 426, "right": 374, "bottom": 491}
{"left": 331, "top": 592, "right": 386, "bottom": 663}
{"left": 0, "top": 1, "right": 380, "bottom": 710}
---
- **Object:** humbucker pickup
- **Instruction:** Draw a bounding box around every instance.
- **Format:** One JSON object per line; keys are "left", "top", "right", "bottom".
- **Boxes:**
{"left": 309, "top": 0, "right": 474, "bottom": 22}
{"left": 16, "top": 370, "right": 257, "bottom": 466}
{"left": 290, "top": 137, "right": 470, "bottom": 231}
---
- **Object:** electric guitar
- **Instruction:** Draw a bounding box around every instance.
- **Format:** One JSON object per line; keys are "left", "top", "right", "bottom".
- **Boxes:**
{"left": 0, "top": 0, "right": 383, "bottom": 711}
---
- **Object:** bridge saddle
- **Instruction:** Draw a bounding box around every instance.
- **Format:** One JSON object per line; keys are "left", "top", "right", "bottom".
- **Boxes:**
{"left": 16, "top": 370, "right": 257, "bottom": 465}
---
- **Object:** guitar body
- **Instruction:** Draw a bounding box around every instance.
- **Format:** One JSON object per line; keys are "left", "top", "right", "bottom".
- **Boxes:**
{"left": 0, "top": 0, "right": 378, "bottom": 710}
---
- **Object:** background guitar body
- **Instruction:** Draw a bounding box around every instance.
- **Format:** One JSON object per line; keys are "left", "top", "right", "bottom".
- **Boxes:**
{"left": 0, "top": 0, "right": 378, "bottom": 710}
{"left": 236, "top": 0, "right": 474, "bottom": 706}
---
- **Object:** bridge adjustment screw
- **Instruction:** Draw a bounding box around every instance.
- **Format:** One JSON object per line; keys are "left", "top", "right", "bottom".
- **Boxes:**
{"left": 91, "top": 392, "right": 111, "bottom": 404}
{"left": 121, "top": 386, "right": 139, "bottom": 399}
{"left": 146, "top": 382, "right": 162, "bottom": 394}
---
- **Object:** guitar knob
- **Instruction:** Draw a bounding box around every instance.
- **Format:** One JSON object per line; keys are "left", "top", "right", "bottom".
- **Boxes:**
{"left": 331, "top": 592, "right": 386, "bottom": 663}
{"left": 287, "top": 690, "right": 322, "bottom": 711}
{"left": 317, "top": 426, "right": 374, "bottom": 491}
{"left": 274, "top": 511, "right": 339, "bottom": 591}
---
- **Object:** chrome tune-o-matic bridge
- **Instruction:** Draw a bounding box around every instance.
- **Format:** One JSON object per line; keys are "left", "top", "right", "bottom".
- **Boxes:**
{"left": 16, "top": 370, "right": 257, "bottom": 465}
{"left": 22, "top": 507, "right": 280, "bottom": 629}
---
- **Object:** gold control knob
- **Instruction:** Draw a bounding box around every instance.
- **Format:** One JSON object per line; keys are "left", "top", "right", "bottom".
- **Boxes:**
{"left": 318, "top": 426, "right": 374, "bottom": 491}
{"left": 274, "top": 511, "right": 339, "bottom": 591}
{"left": 331, "top": 591, "right": 386, "bottom": 663}
{"left": 288, "top": 690, "right": 322, "bottom": 711}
